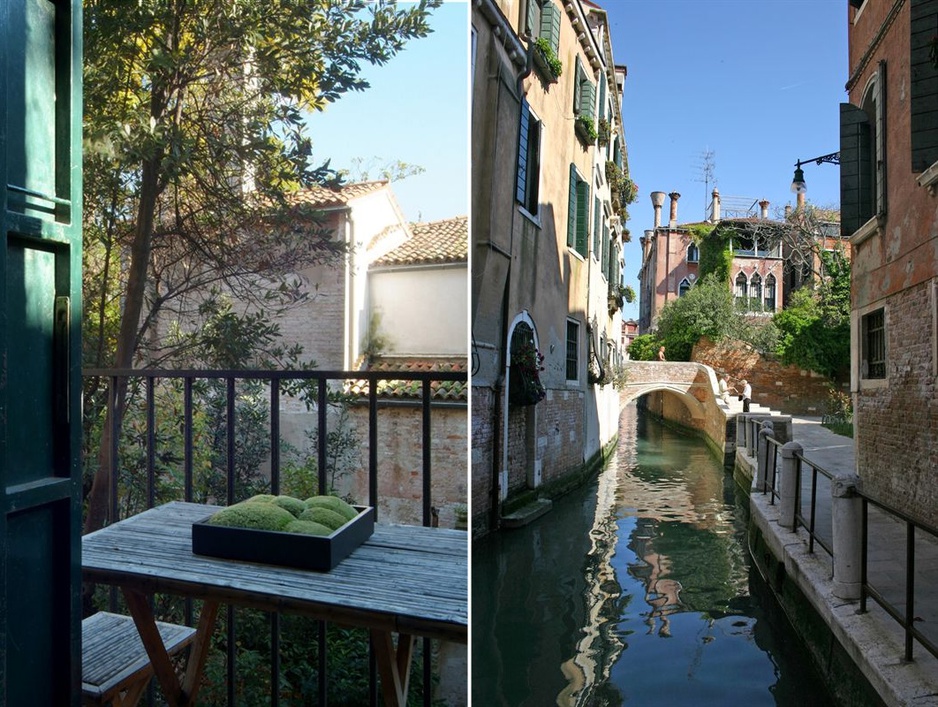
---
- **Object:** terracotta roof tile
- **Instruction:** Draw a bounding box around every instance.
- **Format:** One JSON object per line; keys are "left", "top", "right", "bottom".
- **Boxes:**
{"left": 373, "top": 216, "right": 467, "bottom": 267}
{"left": 344, "top": 357, "right": 467, "bottom": 401}
{"left": 290, "top": 181, "right": 389, "bottom": 209}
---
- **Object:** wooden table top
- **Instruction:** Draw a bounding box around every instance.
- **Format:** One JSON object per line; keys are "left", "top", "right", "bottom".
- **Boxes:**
{"left": 82, "top": 501, "right": 467, "bottom": 643}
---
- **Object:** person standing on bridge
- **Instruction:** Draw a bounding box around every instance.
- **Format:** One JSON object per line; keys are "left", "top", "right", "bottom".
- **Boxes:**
{"left": 719, "top": 375, "right": 731, "bottom": 403}
{"left": 741, "top": 379, "right": 752, "bottom": 412}
{"left": 657, "top": 345, "right": 666, "bottom": 361}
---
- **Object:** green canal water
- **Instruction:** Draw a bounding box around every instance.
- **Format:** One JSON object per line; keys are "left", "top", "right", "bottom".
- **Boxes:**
{"left": 472, "top": 403, "right": 834, "bottom": 707}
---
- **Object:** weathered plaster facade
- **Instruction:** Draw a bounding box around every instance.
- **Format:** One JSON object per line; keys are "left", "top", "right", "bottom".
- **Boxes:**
{"left": 471, "top": 0, "right": 629, "bottom": 537}
{"left": 843, "top": 0, "right": 938, "bottom": 526}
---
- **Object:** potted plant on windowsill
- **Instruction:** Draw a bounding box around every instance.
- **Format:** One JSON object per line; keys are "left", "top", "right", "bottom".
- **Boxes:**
{"left": 597, "top": 118, "right": 611, "bottom": 147}
{"left": 575, "top": 115, "right": 598, "bottom": 144}
{"left": 533, "top": 37, "right": 562, "bottom": 83}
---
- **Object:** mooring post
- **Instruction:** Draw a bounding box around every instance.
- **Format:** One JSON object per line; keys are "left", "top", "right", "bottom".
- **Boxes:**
{"left": 736, "top": 413, "right": 748, "bottom": 451}
{"left": 832, "top": 474, "right": 863, "bottom": 600}
{"left": 779, "top": 442, "right": 802, "bottom": 529}
{"left": 756, "top": 420, "right": 773, "bottom": 492}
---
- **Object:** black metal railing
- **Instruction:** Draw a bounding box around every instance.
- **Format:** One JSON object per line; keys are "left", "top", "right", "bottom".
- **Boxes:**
{"left": 743, "top": 421, "right": 937, "bottom": 663}
{"left": 860, "top": 496, "right": 938, "bottom": 662}
{"left": 83, "top": 366, "right": 467, "bottom": 707}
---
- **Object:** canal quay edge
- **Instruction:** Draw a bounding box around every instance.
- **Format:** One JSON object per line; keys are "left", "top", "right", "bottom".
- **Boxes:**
{"left": 735, "top": 421, "right": 938, "bottom": 707}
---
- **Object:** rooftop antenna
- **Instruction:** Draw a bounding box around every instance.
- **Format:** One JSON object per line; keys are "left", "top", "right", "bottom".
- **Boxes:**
{"left": 693, "top": 148, "right": 716, "bottom": 220}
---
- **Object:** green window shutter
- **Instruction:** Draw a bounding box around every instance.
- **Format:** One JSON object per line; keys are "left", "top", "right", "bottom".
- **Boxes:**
{"left": 580, "top": 77, "right": 596, "bottom": 120}
{"left": 840, "top": 102, "right": 873, "bottom": 237}
{"left": 599, "top": 74, "right": 606, "bottom": 122}
{"left": 516, "top": 100, "right": 530, "bottom": 204}
{"left": 540, "top": 2, "right": 561, "bottom": 56}
{"left": 603, "top": 224, "right": 610, "bottom": 274}
{"left": 568, "top": 164, "right": 578, "bottom": 247}
{"left": 576, "top": 178, "right": 590, "bottom": 257}
{"left": 911, "top": 0, "right": 938, "bottom": 172}
{"left": 526, "top": 0, "right": 540, "bottom": 36}
{"left": 593, "top": 196, "right": 601, "bottom": 260}
{"left": 875, "top": 60, "right": 887, "bottom": 218}
{"left": 573, "top": 56, "right": 582, "bottom": 115}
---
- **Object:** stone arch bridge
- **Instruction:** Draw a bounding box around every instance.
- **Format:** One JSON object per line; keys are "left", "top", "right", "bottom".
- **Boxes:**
{"left": 620, "top": 361, "right": 723, "bottom": 423}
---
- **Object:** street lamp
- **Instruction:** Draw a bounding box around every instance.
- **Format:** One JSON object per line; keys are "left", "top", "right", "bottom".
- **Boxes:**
{"left": 791, "top": 152, "right": 841, "bottom": 193}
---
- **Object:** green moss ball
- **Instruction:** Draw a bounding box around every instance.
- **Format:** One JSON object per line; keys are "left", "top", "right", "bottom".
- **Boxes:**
{"left": 207, "top": 502, "right": 295, "bottom": 531}
{"left": 245, "top": 494, "right": 278, "bottom": 504}
{"left": 285, "top": 520, "right": 333, "bottom": 536}
{"left": 298, "top": 507, "right": 348, "bottom": 531}
{"left": 304, "top": 495, "right": 359, "bottom": 522}
{"left": 270, "top": 495, "right": 307, "bottom": 517}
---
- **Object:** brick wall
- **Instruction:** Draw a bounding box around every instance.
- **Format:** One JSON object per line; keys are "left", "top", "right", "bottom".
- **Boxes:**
{"left": 471, "top": 386, "right": 496, "bottom": 537}
{"left": 693, "top": 337, "right": 842, "bottom": 415}
{"left": 856, "top": 282, "right": 937, "bottom": 525}
{"left": 535, "top": 389, "right": 585, "bottom": 486}
{"left": 280, "top": 402, "right": 467, "bottom": 529}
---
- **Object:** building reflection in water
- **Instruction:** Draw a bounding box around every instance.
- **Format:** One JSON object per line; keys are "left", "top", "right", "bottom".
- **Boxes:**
{"left": 558, "top": 402, "right": 750, "bottom": 706}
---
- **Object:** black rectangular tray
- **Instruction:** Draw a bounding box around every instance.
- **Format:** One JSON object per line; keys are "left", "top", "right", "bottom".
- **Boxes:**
{"left": 192, "top": 505, "right": 374, "bottom": 571}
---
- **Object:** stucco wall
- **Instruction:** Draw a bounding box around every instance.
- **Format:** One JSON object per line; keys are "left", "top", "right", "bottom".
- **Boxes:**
{"left": 370, "top": 266, "right": 467, "bottom": 355}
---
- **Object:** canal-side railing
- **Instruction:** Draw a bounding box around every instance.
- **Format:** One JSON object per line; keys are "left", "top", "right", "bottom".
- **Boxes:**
{"left": 859, "top": 496, "right": 938, "bottom": 662}
{"left": 83, "top": 366, "right": 468, "bottom": 707}
{"left": 740, "top": 416, "right": 938, "bottom": 664}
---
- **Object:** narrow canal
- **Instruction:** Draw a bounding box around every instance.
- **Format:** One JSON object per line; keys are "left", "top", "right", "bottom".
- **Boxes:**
{"left": 473, "top": 402, "right": 834, "bottom": 707}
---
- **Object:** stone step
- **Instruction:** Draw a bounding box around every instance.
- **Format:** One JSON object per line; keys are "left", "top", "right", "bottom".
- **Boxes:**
{"left": 501, "top": 498, "right": 552, "bottom": 529}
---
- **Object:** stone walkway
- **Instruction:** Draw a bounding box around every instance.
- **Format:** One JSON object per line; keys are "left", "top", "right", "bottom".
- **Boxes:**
{"left": 744, "top": 415, "right": 938, "bottom": 707}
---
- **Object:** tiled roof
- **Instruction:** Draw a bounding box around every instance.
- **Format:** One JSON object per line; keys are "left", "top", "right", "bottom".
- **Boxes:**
{"left": 345, "top": 357, "right": 468, "bottom": 402}
{"left": 290, "top": 181, "right": 389, "bottom": 209}
{"left": 373, "top": 216, "right": 467, "bottom": 267}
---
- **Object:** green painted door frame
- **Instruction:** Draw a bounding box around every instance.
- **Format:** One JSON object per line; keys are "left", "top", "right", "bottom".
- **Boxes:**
{"left": 0, "top": 0, "right": 83, "bottom": 703}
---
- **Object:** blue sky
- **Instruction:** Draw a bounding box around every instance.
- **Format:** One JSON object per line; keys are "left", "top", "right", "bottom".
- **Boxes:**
{"left": 305, "top": 1, "right": 469, "bottom": 224}
{"left": 605, "top": 0, "right": 849, "bottom": 321}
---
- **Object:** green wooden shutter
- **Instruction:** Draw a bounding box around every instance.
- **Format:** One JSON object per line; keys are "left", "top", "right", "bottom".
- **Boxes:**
{"left": 875, "top": 60, "right": 887, "bottom": 218}
{"left": 526, "top": 0, "right": 540, "bottom": 36}
{"left": 540, "top": 1, "right": 561, "bottom": 56}
{"left": 840, "top": 102, "right": 873, "bottom": 237}
{"left": 576, "top": 178, "right": 590, "bottom": 257}
{"left": 911, "top": 0, "right": 938, "bottom": 171}
{"left": 580, "top": 77, "right": 596, "bottom": 120}
{"left": 603, "top": 224, "right": 610, "bottom": 274}
{"left": 568, "top": 164, "right": 577, "bottom": 247}
{"left": 573, "top": 56, "right": 582, "bottom": 115}
{"left": 1, "top": 0, "right": 84, "bottom": 703}
{"left": 599, "top": 73, "right": 607, "bottom": 122}
{"left": 516, "top": 100, "right": 530, "bottom": 205}
{"left": 593, "top": 197, "right": 601, "bottom": 260}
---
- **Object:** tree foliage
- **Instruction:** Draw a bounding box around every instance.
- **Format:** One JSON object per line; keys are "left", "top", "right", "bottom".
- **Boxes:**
{"left": 655, "top": 275, "right": 735, "bottom": 361}
{"left": 627, "top": 333, "right": 662, "bottom": 361}
{"left": 774, "top": 248, "right": 850, "bottom": 379}
{"left": 82, "top": 0, "right": 442, "bottom": 532}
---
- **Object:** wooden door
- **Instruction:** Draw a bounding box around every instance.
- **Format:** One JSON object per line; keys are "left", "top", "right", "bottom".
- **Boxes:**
{"left": 0, "top": 0, "right": 83, "bottom": 704}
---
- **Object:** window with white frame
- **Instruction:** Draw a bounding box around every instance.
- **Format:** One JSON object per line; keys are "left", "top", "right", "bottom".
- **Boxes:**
{"left": 686, "top": 242, "right": 699, "bottom": 263}
{"left": 678, "top": 278, "right": 691, "bottom": 297}
{"left": 750, "top": 273, "right": 762, "bottom": 310}
{"left": 735, "top": 273, "right": 748, "bottom": 307}
{"left": 566, "top": 319, "right": 580, "bottom": 382}
{"left": 764, "top": 274, "right": 777, "bottom": 312}
{"left": 861, "top": 308, "right": 886, "bottom": 379}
